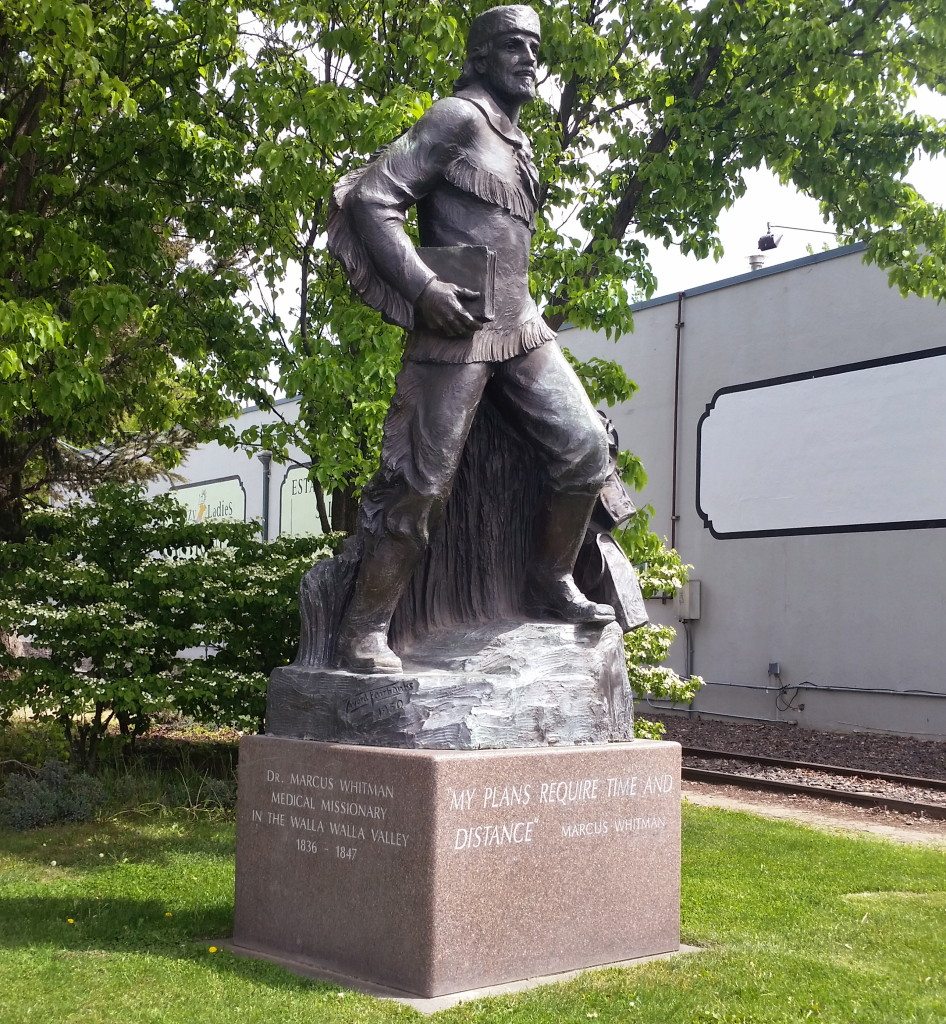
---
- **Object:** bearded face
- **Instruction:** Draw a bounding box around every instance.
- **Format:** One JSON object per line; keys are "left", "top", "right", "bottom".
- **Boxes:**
{"left": 479, "top": 31, "right": 540, "bottom": 104}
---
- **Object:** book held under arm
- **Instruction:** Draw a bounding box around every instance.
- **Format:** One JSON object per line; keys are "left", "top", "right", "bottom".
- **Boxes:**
{"left": 417, "top": 245, "right": 496, "bottom": 324}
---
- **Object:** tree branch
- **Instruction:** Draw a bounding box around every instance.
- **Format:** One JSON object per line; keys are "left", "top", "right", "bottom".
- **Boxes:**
{"left": 543, "top": 31, "right": 731, "bottom": 331}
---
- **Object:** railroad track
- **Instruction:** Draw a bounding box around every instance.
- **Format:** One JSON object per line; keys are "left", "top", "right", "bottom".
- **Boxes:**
{"left": 680, "top": 746, "right": 946, "bottom": 819}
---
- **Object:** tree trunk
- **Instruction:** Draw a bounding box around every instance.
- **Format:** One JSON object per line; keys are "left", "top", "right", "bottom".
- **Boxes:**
{"left": 0, "top": 458, "right": 25, "bottom": 543}
{"left": 0, "top": 501, "right": 24, "bottom": 544}
{"left": 313, "top": 480, "right": 331, "bottom": 535}
{"left": 0, "top": 451, "right": 26, "bottom": 665}
{"left": 330, "top": 483, "right": 359, "bottom": 535}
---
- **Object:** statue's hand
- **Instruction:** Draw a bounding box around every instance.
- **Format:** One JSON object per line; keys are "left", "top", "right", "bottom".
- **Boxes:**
{"left": 415, "top": 279, "right": 481, "bottom": 337}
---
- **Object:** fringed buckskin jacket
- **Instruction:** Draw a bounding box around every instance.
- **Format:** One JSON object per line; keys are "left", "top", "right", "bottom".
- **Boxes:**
{"left": 328, "top": 84, "right": 556, "bottom": 364}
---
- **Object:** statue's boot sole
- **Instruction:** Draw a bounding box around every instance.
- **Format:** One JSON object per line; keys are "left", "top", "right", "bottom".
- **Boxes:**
{"left": 523, "top": 602, "right": 616, "bottom": 626}
{"left": 335, "top": 648, "right": 403, "bottom": 674}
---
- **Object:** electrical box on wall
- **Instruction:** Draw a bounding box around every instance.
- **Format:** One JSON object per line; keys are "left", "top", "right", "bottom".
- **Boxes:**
{"left": 676, "top": 579, "right": 701, "bottom": 621}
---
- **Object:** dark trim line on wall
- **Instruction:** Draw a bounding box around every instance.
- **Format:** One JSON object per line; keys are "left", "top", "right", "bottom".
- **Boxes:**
{"left": 236, "top": 393, "right": 302, "bottom": 417}
{"left": 696, "top": 344, "right": 946, "bottom": 540}
{"left": 169, "top": 473, "right": 246, "bottom": 495}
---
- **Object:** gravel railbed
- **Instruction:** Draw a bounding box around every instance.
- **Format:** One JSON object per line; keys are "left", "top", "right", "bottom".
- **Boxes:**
{"left": 651, "top": 712, "right": 946, "bottom": 780}
{"left": 684, "top": 756, "right": 946, "bottom": 807}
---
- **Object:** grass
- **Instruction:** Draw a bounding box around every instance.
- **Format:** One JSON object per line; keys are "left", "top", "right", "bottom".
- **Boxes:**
{"left": 0, "top": 805, "right": 943, "bottom": 1024}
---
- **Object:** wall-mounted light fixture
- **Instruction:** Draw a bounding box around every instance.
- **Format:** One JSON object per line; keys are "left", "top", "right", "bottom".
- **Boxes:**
{"left": 757, "top": 222, "right": 838, "bottom": 252}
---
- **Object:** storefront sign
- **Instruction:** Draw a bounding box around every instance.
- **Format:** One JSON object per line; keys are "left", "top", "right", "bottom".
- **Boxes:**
{"left": 171, "top": 476, "right": 246, "bottom": 525}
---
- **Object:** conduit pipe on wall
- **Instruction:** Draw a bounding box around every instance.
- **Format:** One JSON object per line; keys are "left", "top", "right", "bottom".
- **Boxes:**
{"left": 680, "top": 680, "right": 946, "bottom": 699}
{"left": 644, "top": 700, "right": 793, "bottom": 726}
{"left": 670, "top": 291, "right": 685, "bottom": 550}
{"left": 670, "top": 292, "right": 695, "bottom": 676}
{"left": 258, "top": 451, "right": 272, "bottom": 542}
{"left": 785, "top": 682, "right": 946, "bottom": 699}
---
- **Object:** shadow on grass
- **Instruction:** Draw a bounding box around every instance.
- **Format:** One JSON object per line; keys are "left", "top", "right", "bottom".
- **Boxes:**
{"left": 0, "top": 814, "right": 235, "bottom": 869}
{"left": 0, "top": 892, "right": 342, "bottom": 995}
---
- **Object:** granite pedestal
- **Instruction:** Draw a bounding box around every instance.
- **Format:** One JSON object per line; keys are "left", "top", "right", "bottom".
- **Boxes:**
{"left": 233, "top": 736, "right": 681, "bottom": 998}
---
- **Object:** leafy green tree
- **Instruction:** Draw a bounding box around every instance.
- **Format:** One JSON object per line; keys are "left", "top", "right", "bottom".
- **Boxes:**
{"left": 0, "top": 485, "right": 335, "bottom": 768}
{"left": 0, "top": 0, "right": 270, "bottom": 541}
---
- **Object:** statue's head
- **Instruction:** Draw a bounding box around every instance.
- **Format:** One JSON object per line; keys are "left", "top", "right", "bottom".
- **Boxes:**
{"left": 455, "top": 5, "right": 541, "bottom": 104}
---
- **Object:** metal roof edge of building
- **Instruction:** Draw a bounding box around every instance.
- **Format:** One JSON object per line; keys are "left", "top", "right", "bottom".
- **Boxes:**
{"left": 236, "top": 392, "right": 301, "bottom": 418}
{"left": 558, "top": 242, "right": 869, "bottom": 329}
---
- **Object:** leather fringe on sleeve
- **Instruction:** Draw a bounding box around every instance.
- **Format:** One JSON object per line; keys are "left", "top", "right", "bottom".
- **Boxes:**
{"left": 327, "top": 160, "right": 416, "bottom": 330}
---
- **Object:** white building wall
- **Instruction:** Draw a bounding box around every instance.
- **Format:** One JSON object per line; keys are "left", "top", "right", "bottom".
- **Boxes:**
{"left": 565, "top": 245, "right": 946, "bottom": 738}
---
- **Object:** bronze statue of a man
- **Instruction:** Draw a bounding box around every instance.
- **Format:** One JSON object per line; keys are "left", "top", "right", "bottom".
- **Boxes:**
{"left": 328, "top": 4, "right": 614, "bottom": 674}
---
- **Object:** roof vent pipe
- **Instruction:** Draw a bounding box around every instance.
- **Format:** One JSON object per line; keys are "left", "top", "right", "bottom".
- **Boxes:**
{"left": 748, "top": 253, "right": 765, "bottom": 271}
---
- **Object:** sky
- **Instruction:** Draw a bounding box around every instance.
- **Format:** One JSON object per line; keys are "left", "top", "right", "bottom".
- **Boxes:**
{"left": 644, "top": 88, "right": 946, "bottom": 297}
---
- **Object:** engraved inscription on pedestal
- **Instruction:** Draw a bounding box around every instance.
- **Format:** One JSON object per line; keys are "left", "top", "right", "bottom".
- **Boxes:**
{"left": 246, "top": 766, "right": 407, "bottom": 860}
{"left": 242, "top": 756, "right": 674, "bottom": 864}
{"left": 445, "top": 771, "right": 675, "bottom": 851}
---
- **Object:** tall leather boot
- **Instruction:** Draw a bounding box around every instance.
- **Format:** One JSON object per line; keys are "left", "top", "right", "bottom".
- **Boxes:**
{"left": 334, "top": 532, "right": 423, "bottom": 673}
{"left": 523, "top": 489, "right": 616, "bottom": 625}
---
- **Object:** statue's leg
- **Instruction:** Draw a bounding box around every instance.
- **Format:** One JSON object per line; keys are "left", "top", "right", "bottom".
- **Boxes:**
{"left": 335, "top": 357, "right": 491, "bottom": 672}
{"left": 490, "top": 342, "right": 615, "bottom": 624}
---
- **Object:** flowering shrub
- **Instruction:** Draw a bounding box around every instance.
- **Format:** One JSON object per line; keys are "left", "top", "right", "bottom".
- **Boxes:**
{"left": 617, "top": 508, "right": 690, "bottom": 598}
{"left": 617, "top": 509, "right": 704, "bottom": 738}
{"left": 0, "top": 485, "right": 336, "bottom": 767}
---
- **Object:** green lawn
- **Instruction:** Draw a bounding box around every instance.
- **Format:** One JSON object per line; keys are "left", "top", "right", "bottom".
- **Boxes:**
{"left": 0, "top": 806, "right": 943, "bottom": 1024}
